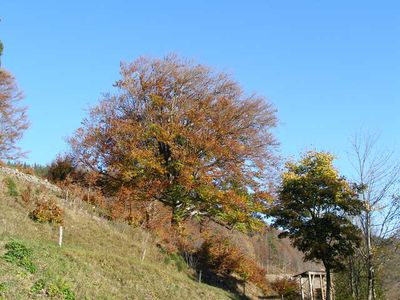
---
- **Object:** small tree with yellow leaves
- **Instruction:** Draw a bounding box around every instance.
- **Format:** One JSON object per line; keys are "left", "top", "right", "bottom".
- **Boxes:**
{"left": 271, "top": 151, "right": 362, "bottom": 300}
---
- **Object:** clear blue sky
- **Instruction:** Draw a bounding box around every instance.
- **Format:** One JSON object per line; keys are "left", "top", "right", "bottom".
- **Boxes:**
{"left": 1, "top": 1, "right": 399, "bottom": 176}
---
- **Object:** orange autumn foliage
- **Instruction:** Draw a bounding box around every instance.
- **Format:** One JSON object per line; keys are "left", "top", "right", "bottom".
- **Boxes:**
{"left": 29, "top": 199, "right": 64, "bottom": 225}
{"left": 199, "top": 233, "right": 269, "bottom": 292}
{"left": 271, "top": 278, "right": 300, "bottom": 299}
{"left": 70, "top": 54, "right": 278, "bottom": 230}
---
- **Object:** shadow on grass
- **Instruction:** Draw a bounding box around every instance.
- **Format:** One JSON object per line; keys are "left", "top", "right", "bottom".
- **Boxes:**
{"left": 192, "top": 269, "right": 255, "bottom": 300}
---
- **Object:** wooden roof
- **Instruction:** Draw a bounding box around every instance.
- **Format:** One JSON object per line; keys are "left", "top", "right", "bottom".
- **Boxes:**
{"left": 294, "top": 270, "right": 326, "bottom": 277}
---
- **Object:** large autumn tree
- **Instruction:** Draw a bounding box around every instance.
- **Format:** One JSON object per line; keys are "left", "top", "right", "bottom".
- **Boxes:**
{"left": 271, "top": 151, "right": 362, "bottom": 300}
{"left": 70, "top": 55, "right": 278, "bottom": 230}
{"left": 0, "top": 69, "right": 29, "bottom": 160}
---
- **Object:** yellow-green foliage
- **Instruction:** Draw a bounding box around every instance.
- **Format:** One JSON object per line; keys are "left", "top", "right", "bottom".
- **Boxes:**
{"left": 272, "top": 151, "right": 362, "bottom": 269}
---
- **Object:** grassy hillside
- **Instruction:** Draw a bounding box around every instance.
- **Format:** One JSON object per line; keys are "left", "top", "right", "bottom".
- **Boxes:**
{"left": 0, "top": 170, "right": 238, "bottom": 300}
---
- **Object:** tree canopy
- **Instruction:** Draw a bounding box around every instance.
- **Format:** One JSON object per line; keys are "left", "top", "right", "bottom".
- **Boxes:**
{"left": 271, "top": 151, "right": 362, "bottom": 300}
{"left": 70, "top": 55, "right": 278, "bottom": 230}
{"left": 0, "top": 69, "right": 28, "bottom": 160}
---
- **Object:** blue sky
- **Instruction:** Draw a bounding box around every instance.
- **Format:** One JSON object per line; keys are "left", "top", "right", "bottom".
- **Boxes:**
{"left": 1, "top": 0, "right": 399, "bottom": 177}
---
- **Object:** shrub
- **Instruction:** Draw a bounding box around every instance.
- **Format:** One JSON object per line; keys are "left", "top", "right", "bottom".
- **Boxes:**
{"left": 30, "top": 278, "right": 75, "bottom": 300}
{"left": 0, "top": 282, "right": 8, "bottom": 294}
{"left": 4, "top": 177, "right": 18, "bottom": 197}
{"left": 271, "top": 278, "right": 300, "bottom": 300}
{"left": 3, "top": 241, "right": 37, "bottom": 273}
{"left": 199, "top": 234, "right": 269, "bottom": 292}
{"left": 81, "top": 189, "right": 106, "bottom": 207}
{"left": 29, "top": 199, "right": 63, "bottom": 225}
{"left": 30, "top": 279, "right": 45, "bottom": 294}
{"left": 47, "top": 278, "right": 76, "bottom": 300}
{"left": 47, "top": 155, "right": 83, "bottom": 183}
{"left": 162, "top": 250, "right": 187, "bottom": 272}
{"left": 20, "top": 186, "right": 33, "bottom": 205}
{"left": 200, "top": 235, "right": 244, "bottom": 275}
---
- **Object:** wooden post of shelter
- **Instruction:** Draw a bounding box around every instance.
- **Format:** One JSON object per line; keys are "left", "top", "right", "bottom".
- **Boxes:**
{"left": 320, "top": 273, "right": 325, "bottom": 300}
{"left": 299, "top": 275, "right": 305, "bottom": 300}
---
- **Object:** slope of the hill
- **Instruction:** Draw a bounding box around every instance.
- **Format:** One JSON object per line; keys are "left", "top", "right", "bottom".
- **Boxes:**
{"left": 0, "top": 169, "right": 238, "bottom": 300}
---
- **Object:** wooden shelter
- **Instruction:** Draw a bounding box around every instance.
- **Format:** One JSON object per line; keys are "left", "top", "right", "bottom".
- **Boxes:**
{"left": 295, "top": 270, "right": 333, "bottom": 300}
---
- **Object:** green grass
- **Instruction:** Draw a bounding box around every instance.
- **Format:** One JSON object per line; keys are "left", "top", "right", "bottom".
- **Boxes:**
{"left": 0, "top": 173, "right": 237, "bottom": 300}
{"left": 3, "top": 240, "right": 37, "bottom": 274}
{"left": 4, "top": 177, "right": 18, "bottom": 197}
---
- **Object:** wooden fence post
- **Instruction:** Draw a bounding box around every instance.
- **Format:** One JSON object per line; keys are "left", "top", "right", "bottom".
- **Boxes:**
{"left": 141, "top": 232, "right": 150, "bottom": 261}
{"left": 58, "top": 226, "right": 63, "bottom": 247}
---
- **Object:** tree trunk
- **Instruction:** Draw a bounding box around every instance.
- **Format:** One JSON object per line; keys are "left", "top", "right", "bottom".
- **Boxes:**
{"left": 325, "top": 266, "right": 331, "bottom": 300}
{"left": 349, "top": 256, "right": 360, "bottom": 300}
{"left": 349, "top": 258, "right": 355, "bottom": 299}
{"left": 367, "top": 258, "right": 376, "bottom": 300}
{"left": 366, "top": 211, "right": 376, "bottom": 300}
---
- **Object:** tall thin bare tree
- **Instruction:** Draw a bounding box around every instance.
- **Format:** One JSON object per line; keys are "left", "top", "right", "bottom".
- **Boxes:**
{"left": 349, "top": 132, "right": 400, "bottom": 300}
